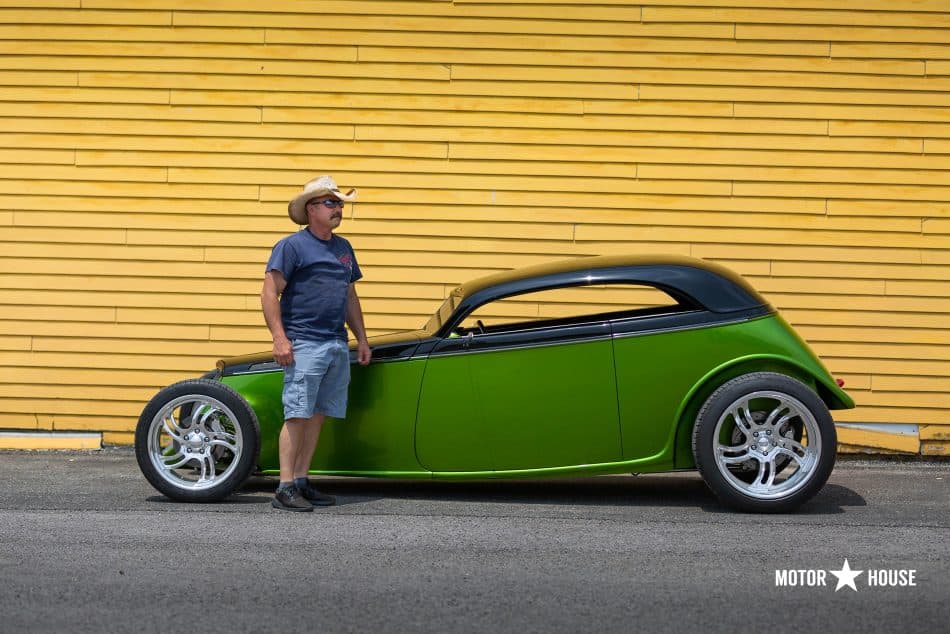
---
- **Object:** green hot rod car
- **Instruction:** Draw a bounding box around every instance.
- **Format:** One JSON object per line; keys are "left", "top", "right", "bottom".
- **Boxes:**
{"left": 135, "top": 255, "right": 854, "bottom": 512}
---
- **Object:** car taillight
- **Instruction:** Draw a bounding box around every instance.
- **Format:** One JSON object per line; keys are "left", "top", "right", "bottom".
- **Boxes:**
{"left": 835, "top": 378, "right": 845, "bottom": 388}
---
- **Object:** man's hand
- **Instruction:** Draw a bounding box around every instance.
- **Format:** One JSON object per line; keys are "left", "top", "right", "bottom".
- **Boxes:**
{"left": 356, "top": 340, "right": 372, "bottom": 366}
{"left": 273, "top": 337, "right": 294, "bottom": 366}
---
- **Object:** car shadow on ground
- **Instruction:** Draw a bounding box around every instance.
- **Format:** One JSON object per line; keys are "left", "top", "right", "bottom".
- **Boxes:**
{"left": 227, "top": 473, "right": 866, "bottom": 514}
{"left": 146, "top": 493, "right": 273, "bottom": 505}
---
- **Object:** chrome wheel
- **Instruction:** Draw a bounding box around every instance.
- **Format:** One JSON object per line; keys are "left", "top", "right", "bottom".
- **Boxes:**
{"left": 136, "top": 379, "right": 259, "bottom": 502}
{"left": 713, "top": 391, "right": 819, "bottom": 500}
{"left": 692, "top": 372, "right": 837, "bottom": 513}
{"left": 146, "top": 395, "right": 243, "bottom": 491}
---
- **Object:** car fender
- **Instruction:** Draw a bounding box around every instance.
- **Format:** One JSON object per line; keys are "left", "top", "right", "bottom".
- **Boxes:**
{"left": 670, "top": 354, "right": 854, "bottom": 469}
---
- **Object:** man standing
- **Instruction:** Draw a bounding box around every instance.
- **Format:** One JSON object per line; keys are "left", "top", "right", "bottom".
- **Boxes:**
{"left": 261, "top": 175, "right": 372, "bottom": 512}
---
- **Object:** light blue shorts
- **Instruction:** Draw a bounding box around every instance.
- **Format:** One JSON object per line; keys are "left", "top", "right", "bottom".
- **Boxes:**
{"left": 282, "top": 339, "right": 351, "bottom": 420}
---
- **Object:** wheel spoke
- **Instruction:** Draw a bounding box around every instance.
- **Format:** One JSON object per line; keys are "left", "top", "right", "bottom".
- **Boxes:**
{"left": 161, "top": 417, "right": 185, "bottom": 442}
{"left": 196, "top": 452, "right": 215, "bottom": 483}
{"left": 209, "top": 428, "right": 236, "bottom": 443}
{"left": 770, "top": 414, "right": 796, "bottom": 438}
{"left": 762, "top": 456, "right": 778, "bottom": 488}
{"left": 168, "top": 411, "right": 185, "bottom": 432}
{"left": 740, "top": 403, "right": 757, "bottom": 429}
{"left": 162, "top": 451, "right": 193, "bottom": 471}
{"left": 764, "top": 400, "right": 794, "bottom": 429}
{"left": 770, "top": 447, "right": 804, "bottom": 469}
{"left": 728, "top": 403, "right": 755, "bottom": 438}
{"left": 717, "top": 445, "right": 755, "bottom": 464}
{"left": 741, "top": 459, "right": 777, "bottom": 493}
{"left": 195, "top": 403, "right": 221, "bottom": 432}
{"left": 752, "top": 459, "right": 768, "bottom": 488}
{"left": 209, "top": 439, "right": 238, "bottom": 454}
{"left": 779, "top": 442, "right": 819, "bottom": 470}
{"left": 207, "top": 426, "right": 237, "bottom": 454}
{"left": 780, "top": 437, "right": 809, "bottom": 457}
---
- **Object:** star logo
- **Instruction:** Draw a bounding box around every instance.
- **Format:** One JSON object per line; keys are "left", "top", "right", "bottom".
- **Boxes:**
{"left": 829, "top": 559, "right": 863, "bottom": 592}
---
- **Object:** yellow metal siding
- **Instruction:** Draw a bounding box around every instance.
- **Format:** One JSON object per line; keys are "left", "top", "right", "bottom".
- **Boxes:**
{"left": 0, "top": 1, "right": 947, "bottom": 451}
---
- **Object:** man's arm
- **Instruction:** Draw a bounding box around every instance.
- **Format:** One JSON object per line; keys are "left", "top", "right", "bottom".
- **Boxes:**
{"left": 261, "top": 270, "right": 293, "bottom": 366}
{"left": 346, "top": 283, "right": 372, "bottom": 365}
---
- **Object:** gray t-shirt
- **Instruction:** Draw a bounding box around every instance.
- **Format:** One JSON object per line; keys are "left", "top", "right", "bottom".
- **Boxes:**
{"left": 266, "top": 229, "right": 362, "bottom": 342}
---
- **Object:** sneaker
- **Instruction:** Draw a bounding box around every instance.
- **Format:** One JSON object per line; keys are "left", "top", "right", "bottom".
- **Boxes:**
{"left": 271, "top": 486, "right": 314, "bottom": 512}
{"left": 296, "top": 480, "right": 336, "bottom": 506}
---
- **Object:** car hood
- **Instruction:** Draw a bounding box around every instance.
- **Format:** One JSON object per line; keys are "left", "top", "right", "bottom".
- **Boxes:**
{"left": 215, "top": 330, "right": 428, "bottom": 376}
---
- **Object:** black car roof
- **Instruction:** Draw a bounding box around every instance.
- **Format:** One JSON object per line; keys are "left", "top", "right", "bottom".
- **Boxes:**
{"left": 452, "top": 254, "right": 770, "bottom": 316}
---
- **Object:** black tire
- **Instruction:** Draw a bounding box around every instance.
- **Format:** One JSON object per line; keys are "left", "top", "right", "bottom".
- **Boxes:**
{"left": 135, "top": 379, "right": 260, "bottom": 502}
{"left": 692, "top": 372, "right": 836, "bottom": 513}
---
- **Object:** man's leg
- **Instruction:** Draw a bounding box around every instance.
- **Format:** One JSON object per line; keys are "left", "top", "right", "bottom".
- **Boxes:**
{"left": 289, "top": 413, "right": 336, "bottom": 506}
{"left": 278, "top": 417, "right": 309, "bottom": 484}
{"left": 292, "top": 413, "right": 325, "bottom": 479}
{"left": 276, "top": 341, "right": 344, "bottom": 508}
{"left": 274, "top": 418, "right": 316, "bottom": 511}
{"left": 273, "top": 341, "right": 330, "bottom": 511}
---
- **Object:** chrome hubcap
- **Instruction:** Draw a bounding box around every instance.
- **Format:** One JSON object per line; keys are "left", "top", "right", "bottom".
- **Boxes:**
{"left": 713, "top": 391, "right": 821, "bottom": 500}
{"left": 147, "top": 394, "right": 243, "bottom": 491}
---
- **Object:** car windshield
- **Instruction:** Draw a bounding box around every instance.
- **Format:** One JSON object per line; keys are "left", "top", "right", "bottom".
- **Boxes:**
{"left": 423, "top": 287, "right": 463, "bottom": 335}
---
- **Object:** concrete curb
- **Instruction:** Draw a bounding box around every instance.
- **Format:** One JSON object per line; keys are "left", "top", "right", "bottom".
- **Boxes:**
{"left": 0, "top": 431, "right": 102, "bottom": 450}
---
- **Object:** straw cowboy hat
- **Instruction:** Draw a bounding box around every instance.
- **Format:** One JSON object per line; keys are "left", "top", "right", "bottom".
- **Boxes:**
{"left": 287, "top": 175, "right": 357, "bottom": 224}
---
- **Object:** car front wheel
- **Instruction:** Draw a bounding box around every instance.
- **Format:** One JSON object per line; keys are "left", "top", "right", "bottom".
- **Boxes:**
{"left": 692, "top": 372, "right": 837, "bottom": 513}
{"left": 135, "top": 379, "right": 260, "bottom": 502}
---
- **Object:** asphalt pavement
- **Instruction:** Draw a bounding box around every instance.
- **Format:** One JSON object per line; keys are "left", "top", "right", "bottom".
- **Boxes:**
{"left": 0, "top": 449, "right": 947, "bottom": 633}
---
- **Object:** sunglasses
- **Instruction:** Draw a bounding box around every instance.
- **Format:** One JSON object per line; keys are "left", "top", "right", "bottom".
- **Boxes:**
{"left": 308, "top": 198, "right": 345, "bottom": 210}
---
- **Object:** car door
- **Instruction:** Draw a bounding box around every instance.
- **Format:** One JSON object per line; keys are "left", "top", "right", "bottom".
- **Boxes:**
{"left": 415, "top": 281, "right": 630, "bottom": 473}
{"left": 465, "top": 321, "right": 622, "bottom": 471}
{"left": 414, "top": 322, "right": 622, "bottom": 473}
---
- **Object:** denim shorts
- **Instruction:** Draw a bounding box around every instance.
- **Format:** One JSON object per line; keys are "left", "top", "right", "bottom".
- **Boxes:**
{"left": 282, "top": 339, "right": 351, "bottom": 420}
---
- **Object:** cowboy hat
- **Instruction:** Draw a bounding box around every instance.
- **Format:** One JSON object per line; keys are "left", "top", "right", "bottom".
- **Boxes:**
{"left": 287, "top": 175, "right": 357, "bottom": 224}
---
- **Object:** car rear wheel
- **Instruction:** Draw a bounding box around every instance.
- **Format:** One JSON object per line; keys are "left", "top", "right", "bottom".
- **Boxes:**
{"left": 692, "top": 372, "right": 836, "bottom": 513}
{"left": 135, "top": 379, "right": 260, "bottom": 502}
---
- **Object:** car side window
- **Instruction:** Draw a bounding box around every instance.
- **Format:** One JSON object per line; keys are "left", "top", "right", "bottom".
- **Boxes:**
{"left": 459, "top": 283, "right": 686, "bottom": 335}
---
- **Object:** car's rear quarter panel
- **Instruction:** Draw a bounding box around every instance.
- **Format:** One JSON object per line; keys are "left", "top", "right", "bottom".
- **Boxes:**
{"left": 614, "top": 314, "right": 845, "bottom": 469}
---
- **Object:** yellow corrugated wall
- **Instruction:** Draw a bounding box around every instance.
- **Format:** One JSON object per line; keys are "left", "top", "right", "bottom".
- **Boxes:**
{"left": 0, "top": 1, "right": 947, "bottom": 452}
